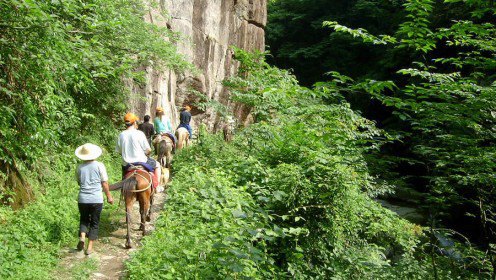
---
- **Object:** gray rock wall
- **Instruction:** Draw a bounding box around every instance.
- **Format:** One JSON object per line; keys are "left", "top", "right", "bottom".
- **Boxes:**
{"left": 129, "top": 0, "right": 266, "bottom": 134}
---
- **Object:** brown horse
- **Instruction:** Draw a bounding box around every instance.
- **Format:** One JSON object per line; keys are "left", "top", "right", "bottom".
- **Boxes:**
{"left": 175, "top": 127, "right": 190, "bottom": 150}
{"left": 110, "top": 167, "right": 154, "bottom": 248}
{"left": 155, "top": 135, "right": 173, "bottom": 169}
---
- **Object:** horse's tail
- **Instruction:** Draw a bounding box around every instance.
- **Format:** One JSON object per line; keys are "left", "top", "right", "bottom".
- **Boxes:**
{"left": 175, "top": 130, "right": 182, "bottom": 150}
{"left": 175, "top": 128, "right": 188, "bottom": 149}
{"left": 157, "top": 140, "right": 167, "bottom": 167}
{"left": 109, "top": 176, "right": 137, "bottom": 192}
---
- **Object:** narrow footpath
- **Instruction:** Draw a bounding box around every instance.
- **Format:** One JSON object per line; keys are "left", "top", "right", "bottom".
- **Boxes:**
{"left": 56, "top": 189, "right": 168, "bottom": 279}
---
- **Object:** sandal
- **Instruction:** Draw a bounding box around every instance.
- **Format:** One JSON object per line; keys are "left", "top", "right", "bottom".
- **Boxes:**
{"left": 76, "top": 240, "right": 85, "bottom": 251}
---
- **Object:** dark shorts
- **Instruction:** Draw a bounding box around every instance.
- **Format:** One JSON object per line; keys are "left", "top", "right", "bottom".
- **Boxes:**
{"left": 122, "top": 158, "right": 158, "bottom": 177}
{"left": 146, "top": 157, "right": 157, "bottom": 169}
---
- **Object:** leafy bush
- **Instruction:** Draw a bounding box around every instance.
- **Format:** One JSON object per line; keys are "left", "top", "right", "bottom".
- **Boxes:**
{"left": 126, "top": 49, "right": 484, "bottom": 278}
{"left": 0, "top": 0, "right": 188, "bottom": 276}
{"left": 0, "top": 0, "right": 189, "bottom": 205}
{"left": 0, "top": 150, "right": 121, "bottom": 279}
{"left": 325, "top": 1, "right": 496, "bottom": 276}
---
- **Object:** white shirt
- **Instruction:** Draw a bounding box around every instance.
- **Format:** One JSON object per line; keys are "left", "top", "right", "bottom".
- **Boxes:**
{"left": 115, "top": 127, "right": 150, "bottom": 165}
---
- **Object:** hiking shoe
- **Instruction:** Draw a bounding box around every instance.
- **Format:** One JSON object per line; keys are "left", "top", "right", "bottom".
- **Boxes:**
{"left": 77, "top": 240, "right": 84, "bottom": 251}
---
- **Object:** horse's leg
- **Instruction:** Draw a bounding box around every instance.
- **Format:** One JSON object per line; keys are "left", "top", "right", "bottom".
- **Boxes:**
{"left": 125, "top": 197, "right": 133, "bottom": 249}
{"left": 139, "top": 193, "right": 150, "bottom": 236}
{"left": 146, "top": 192, "right": 153, "bottom": 222}
{"left": 166, "top": 145, "right": 172, "bottom": 168}
{"left": 138, "top": 195, "right": 145, "bottom": 233}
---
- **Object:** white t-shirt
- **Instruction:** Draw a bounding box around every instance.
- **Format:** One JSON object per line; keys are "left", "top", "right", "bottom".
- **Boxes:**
{"left": 115, "top": 127, "right": 150, "bottom": 165}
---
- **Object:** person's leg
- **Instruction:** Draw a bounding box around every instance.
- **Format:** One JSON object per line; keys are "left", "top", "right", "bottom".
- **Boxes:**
{"left": 122, "top": 165, "right": 127, "bottom": 179}
{"left": 86, "top": 203, "right": 103, "bottom": 254}
{"left": 78, "top": 203, "right": 90, "bottom": 250}
{"left": 186, "top": 124, "right": 193, "bottom": 139}
{"left": 146, "top": 157, "right": 161, "bottom": 189}
{"left": 155, "top": 166, "right": 162, "bottom": 189}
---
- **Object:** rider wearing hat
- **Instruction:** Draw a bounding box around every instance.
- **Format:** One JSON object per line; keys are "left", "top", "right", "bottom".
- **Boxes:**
{"left": 153, "top": 106, "right": 177, "bottom": 147}
{"left": 178, "top": 104, "right": 193, "bottom": 138}
{"left": 116, "top": 113, "right": 162, "bottom": 190}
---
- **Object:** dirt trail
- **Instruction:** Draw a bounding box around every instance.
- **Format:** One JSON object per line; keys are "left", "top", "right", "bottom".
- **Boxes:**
{"left": 56, "top": 190, "right": 167, "bottom": 279}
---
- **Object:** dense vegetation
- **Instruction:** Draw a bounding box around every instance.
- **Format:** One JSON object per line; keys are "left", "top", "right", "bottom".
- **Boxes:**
{"left": 127, "top": 50, "right": 493, "bottom": 278}
{"left": 0, "top": 0, "right": 186, "bottom": 278}
{"left": 1, "top": 0, "right": 494, "bottom": 278}
{"left": 266, "top": 0, "right": 406, "bottom": 86}
{"left": 268, "top": 0, "right": 496, "bottom": 274}
{"left": 0, "top": 0, "right": 188, "bottom": 205}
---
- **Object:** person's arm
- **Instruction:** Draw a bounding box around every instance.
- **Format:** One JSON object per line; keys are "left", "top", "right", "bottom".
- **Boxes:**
{"left": 187, "top": 112, "right": 192, "bottom": 124}
{"left": 102, "top": 181, "right": 114, "bottom": 204}
{"left": 98, "top": 163, "right": 113, "bottom": 204}
{"left": 75, "top": 166, "right": 81, "bottom": 185}
{"left": 115, "top": 135, "right": 121, "bottom": 154}
{"left": 153, "top": 118, "right": 159, "bottom": 134}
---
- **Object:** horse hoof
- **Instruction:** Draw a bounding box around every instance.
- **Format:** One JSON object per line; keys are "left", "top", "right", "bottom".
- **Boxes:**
{"left": 125, "top": 243, "right": 132, "bottom": 249}
{"left": 146, "top": 216, "right": 151, "bottom": 222}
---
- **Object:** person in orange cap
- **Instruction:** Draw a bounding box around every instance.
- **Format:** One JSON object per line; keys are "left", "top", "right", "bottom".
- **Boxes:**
{"left": 115, "top": 113, "right": 162, "bottom": 190}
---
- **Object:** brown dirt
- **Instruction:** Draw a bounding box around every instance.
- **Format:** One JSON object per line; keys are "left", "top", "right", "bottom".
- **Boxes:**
{"left": 56, "top": 190, "right": 168, "bottom": 280}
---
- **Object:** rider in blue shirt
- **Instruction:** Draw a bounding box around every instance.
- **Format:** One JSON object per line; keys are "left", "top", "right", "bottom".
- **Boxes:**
{"left": 178, "top": 104, "right": 193, "bottom": 138}
{"left": 154, "top": 107, "right": 177, "bottom": 146}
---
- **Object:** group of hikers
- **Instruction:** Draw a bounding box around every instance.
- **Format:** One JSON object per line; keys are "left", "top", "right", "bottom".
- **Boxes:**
{"left": 73, "top": 104, "right": 192, "bottom": 255}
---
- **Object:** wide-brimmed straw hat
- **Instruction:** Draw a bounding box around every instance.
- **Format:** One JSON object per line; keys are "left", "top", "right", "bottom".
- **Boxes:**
{"left": 75, "top": 143, "right": 102, "bottom": 161}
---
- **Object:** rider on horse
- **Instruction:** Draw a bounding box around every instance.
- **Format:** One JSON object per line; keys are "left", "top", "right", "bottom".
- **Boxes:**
{"left": 153, "top": 106, "right": 177, "bottom": 149}
{"left": 178, "top": 104, "right": 193, "bottom": 138}
{"left": 116, "top": 113, "right": 162, "bottom": 191}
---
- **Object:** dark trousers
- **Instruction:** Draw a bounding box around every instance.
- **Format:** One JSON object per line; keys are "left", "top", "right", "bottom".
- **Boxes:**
{"left": 78, "top": 203, "right": 103, "bottom": 240}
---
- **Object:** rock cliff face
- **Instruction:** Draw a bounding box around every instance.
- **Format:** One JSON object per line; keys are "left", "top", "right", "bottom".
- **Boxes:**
{"left": 129, "top": 0, "right": 266, "bottom": 133}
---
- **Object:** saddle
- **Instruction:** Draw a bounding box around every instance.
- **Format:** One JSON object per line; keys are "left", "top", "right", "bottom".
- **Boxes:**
{"left": 123, "top": 163, "right": 158, "bottom": 189}
{"left": 153, "top": 133, "right": 176, "bottom": 148}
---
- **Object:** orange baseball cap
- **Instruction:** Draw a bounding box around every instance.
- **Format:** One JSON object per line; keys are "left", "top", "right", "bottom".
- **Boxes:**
{"left": 124, "top": 112, "right": 139, "bottom": 124}
{"left": 156, "top": 107, "right": 164, "bottom": 113}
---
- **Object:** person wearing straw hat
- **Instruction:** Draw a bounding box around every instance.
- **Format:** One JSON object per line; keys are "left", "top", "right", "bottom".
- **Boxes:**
{"left": 75, "top": 143, "right": 114, "bottom": 255}
{"left": 153, "top": 106, "right": 177, "bottom": 149}
{"left": 154, "top": 107, "right": 172, "bottom": 134}
{"left": 116, "top": 112, "right": 162, "bottom": 191}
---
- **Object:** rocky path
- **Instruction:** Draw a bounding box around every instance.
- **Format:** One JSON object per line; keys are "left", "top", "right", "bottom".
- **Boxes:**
{"left": 56, "top": 189, "right": 168, "bottom": 279}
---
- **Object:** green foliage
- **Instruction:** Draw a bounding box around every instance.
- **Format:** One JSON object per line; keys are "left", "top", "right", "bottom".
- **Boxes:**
{"left": 0, "top": 0, "right": 188, "bottom": 277}
{"left": 266, "top": 0, "right": 406, "bottom": 85}
{"left": 0, "top": 150, "right": 121, "bottom": 279}
{"left": 323, "top": 1, "right": 496, "bottom": 277}
{"left": 0, "top": 0, "right": 189, "bottom": 169}
{"left": 126, "top": 49, "right": 487, "bottom": 278}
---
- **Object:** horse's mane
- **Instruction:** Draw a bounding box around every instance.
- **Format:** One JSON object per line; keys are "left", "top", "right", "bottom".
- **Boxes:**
{"left": 109, "top": 176, "right": 137, "bottom": 192}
